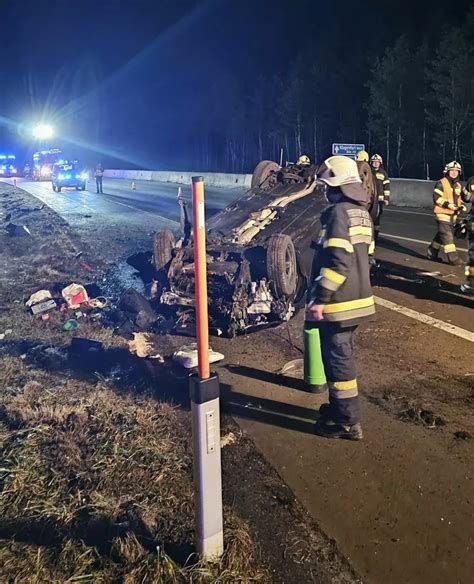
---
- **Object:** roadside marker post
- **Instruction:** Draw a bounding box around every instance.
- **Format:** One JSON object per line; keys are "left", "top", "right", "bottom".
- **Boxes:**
{"left": 189, "top": 176, "right": 224, "bottom": 560}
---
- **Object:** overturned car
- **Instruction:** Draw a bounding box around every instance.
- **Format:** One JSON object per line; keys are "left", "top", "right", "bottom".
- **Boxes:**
{"left": 149, "top": 159, "right": 377, "bottom": 337}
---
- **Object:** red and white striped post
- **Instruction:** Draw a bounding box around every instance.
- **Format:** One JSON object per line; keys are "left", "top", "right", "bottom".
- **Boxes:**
{"left": 189, "top": 176, "right": 224, "bottom": 560}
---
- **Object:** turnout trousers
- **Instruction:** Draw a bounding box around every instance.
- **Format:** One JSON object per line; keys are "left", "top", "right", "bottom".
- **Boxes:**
{"left": 317, "top": 324, "right": 360, "bottom": 426}
{"left": 373, "top": 202, "right": 384, "bottom": 243}
{"left": 428, "top": 217, "right": 459, "bottom": 262}
{"left": 466, "top": 220, "right": 474, "bottom": 288}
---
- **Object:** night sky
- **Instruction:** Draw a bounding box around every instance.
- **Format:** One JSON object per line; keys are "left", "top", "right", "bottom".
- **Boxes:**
{"left": 0, "top": 0, "right": 471, "bottom": 170}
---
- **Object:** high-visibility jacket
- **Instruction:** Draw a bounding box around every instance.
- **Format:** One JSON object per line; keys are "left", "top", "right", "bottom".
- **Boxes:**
{"left": 433, "top": 176, "right": 462, "bottom": 220}
{"left": 373, "top": 167, "right": 390, "bottom": 202}
{"left": 306, "top": 198, "right": 376, "bottom": 327}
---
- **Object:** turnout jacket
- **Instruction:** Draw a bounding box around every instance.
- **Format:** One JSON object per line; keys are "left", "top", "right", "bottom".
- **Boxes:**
{"left": 462, "top": 176, "right": 474, "bottom": 230}
{"left": 306, "top": 197, "right": 375, "bottom": 327}
{"left": 433, "top": 176, "right": 462, "bottom": 219}
{"left": 373, "top": 167, "right": 390, "bottom": 202}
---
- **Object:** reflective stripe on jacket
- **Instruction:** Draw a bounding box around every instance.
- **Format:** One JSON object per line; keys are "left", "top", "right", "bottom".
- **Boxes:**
{"left": 374, "top": 168, "right": 390, "bottom": 202}
{"left": 306, "top": 199, "right": 375, "bottom": 327}
{"left": 433, "top": 176, "right": 462, "bottom": 216}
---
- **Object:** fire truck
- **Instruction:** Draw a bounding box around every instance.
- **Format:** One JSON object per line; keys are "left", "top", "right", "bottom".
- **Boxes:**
{"left": 32, "top": 149, "right": 63, "bottom": 181}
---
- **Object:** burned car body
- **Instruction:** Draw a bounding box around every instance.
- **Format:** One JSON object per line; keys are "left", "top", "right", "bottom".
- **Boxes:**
{"left": 152, "top": 160, "right": 376, "bottom": 336}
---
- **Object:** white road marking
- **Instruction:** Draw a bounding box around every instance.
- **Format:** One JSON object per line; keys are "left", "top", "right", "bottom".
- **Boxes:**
{"left": 374, "top": 296, "right": 474, "bottom": 342}
{"left": 385, "top": 208, "right": 432, "bottom": 217}
{"left": 380, "top": 232, "right": 467, "bottom": 253}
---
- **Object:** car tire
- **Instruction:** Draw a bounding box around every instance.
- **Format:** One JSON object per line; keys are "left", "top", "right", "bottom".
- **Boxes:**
{"left": 267, "top": 233, "right": 297, "bottom": 298}
{"left": 153, "top": 229, "right": 176, "bottom": 271}
{"left": 79, "top": 183, "right": 86, "bottom": 191}
{"left": 57, "top": 185, "right": 62, "bottom": 192}
{"left": 251, "top": 160, "right": 280, "bottom": 189}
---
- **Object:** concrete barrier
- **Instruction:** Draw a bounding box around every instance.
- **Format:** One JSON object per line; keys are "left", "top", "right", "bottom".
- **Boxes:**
{"left": 104, "top": 168, "right": 252, "bottom": 188}
{"left": 390, "top": 178, "right": 435, "bottom": 209}
{"left": 103, "top": 169, "right": 438, "bottom": 208}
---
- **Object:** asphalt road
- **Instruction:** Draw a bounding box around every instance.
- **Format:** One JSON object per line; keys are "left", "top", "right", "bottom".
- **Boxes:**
{"left": 3, "top": 176, "right": 238, "bottom": 226}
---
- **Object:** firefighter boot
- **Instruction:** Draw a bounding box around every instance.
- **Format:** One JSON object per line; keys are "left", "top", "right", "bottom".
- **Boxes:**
{"left": 314, "top": 419, "right": 364, "bottom": 441}
{"left": 318, "top": 403, "right": 334, "bottom": 421}
{"left": 426, "top": 246, "right": 440, "bottom": 262}
{"left": 447, "top": 253, "right": 463, "bottom": 266}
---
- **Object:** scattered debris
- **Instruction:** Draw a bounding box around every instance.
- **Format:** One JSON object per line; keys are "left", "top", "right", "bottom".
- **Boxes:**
{"left": 68, "top": 337, "right": 104, "bottom": 358}
{"left": 0, "top": 329, "right": 13, "bottom": 340}
{"left": 61, "top": 283, "right": 89, "bottom": 308}
{"left": 25, "top": 290, "right": 52, "bottom": 307}
{"left": 172, "top": 343, "right": 224, "bottom": 369}
{"left": 128, "top": 332, "right": 164, "bottom": 360}
{"left": 63, "top": 319, "right": 80, "bottom": 331}
{"left": 399, "top": 405, "right": 446, "bottom": 428}
{"left": 221, "top": 432, "right": 238, "bottom": 448}
{"left": 30, "top": 298, "right": 57, "bottom": 316}
{"left": 277, "top": 359, "right": 304, "bottom": 375}
{"left": 88, "top": 296, "right": 107, "bottom": 309}
{"left": 116, "top": 288, "right": 157, "bottom": 334}
{"left": 454, "top": 430, "right": 472, "bottom": 441}
{"left": 5, "top": 222, "right": 31, "bottom": 237}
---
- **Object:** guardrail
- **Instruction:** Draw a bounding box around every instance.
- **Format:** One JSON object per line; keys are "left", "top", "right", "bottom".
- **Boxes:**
{"left": 103, "top": 169, "right": 436, "bottom": 208}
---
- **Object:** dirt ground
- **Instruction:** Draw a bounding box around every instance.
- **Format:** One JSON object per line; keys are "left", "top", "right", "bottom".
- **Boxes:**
{"left": 0, "top": 184, "right": 361, "bottom": 581}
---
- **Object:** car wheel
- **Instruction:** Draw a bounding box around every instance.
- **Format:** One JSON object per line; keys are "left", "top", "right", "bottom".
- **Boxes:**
{"left": 267, "top": 233, "right": 297, "bottom": 298}
{"left": 251, "top": 160, "right": 280, "bottom": 189}
{"left": 153, "top": 229, "right": 176, "bottom": 271}
{"left": 80, "top": 183, "right": 86, "bottom": 191}
{"left": 57, "top": 185, "right": 62, "bottom": 192}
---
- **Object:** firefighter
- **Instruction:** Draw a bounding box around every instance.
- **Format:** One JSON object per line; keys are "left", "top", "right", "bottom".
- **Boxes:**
{"left": 294, "top": 154, "right": 316, "bottom": 182}
{"left": 306, "top": 155, "right": 375, "bottom": 441}
{"left": 356, "top": 150, "right": 369, "bottom": 162}
{"left": 427, "top": 161, "right": 463, "bottom": 266}
{"left": 460, "top": 176, "right": 474, "bottom": 294}
{"left": 370, "top": 154, "right": 390, "bottom": 242}
{"left": 297, "top": 154, "right": 311, "bottom": 167}
{"left": 95, "top": 163, "right": 104, "bottom": 194}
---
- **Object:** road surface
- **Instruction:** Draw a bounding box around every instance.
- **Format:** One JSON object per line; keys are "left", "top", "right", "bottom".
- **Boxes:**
{"left": 2, "top": 176, "right": 474, "bottom": 584}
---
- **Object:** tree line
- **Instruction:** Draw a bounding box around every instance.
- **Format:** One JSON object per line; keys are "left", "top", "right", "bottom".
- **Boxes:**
{"left": 189, "top": 11, "right": 473, "bottom": 179}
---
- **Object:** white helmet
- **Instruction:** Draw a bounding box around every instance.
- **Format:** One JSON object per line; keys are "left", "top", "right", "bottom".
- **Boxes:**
{"left": 318, "top": 156, "right": 362, "bottom": 187}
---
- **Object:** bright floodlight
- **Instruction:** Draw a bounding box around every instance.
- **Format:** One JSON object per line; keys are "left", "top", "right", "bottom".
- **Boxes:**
{"left": 32, "top": 124, "right": 54, "bottom": 139}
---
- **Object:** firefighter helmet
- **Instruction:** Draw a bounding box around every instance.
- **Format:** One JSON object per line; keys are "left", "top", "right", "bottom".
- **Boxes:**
{"left": 444, "top": 160, "right": 462, "bottom": 175}
{"left": 356, "top": 150, "right": 369, "bottom": 162}
{"left": 370, "top": 154, "right": 383, "bottom": 164}
{"left": 318, "top": 156, "right": 361, "bottom": 187}
{"left": 297, "top": 154, "right": 311, "bottom": 166}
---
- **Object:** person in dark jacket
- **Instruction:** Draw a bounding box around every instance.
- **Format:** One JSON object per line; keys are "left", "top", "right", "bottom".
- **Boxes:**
{"left": 95, "top": 163, "right": 104, "bottom": 194}
{"left": 370, "top": 154, "right": 390, "bottom": 243}
{"left": 306, "top": 155, "right": 375, "bottom": 441}
{"left": 461, "top": 176, "right": 474, "bottom": 294}
{"left": 427, "top": 161, "right": 463, "bottom": 266}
